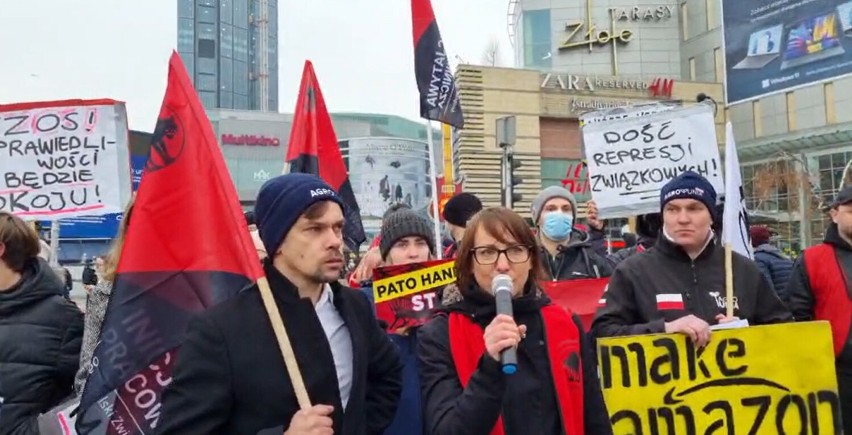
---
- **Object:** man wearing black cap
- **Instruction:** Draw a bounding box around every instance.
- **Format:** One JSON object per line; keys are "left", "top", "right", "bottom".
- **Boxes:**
{"left": 593, "top": 171, "right": 791, "bottom": 345}
{"left": 788, "top": 185, "right": 852, "bottom": 433}
{"left": 158, "top": 173, "right": 403, "bottom": 435}
{"left": 442, "top": 192, "right": 482, "bottom": 259}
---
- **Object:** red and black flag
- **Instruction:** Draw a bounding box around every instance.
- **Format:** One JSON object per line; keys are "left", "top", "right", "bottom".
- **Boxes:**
{"left": 76, "top": 52, "right": 263, "bottom": 435}
{"left": 411, "top": 0, "right": 464, "bottom": 128}
{"left": 285, "top": 60, "right": 365, "bottom": 251}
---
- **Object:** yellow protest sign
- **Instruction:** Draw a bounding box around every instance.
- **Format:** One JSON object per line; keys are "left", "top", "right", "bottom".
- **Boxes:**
{"left": 597, "top": 322, "right": 840, "bottom": 434}
{"left": 372, "top": 260, "right": 456, "bottom": 303}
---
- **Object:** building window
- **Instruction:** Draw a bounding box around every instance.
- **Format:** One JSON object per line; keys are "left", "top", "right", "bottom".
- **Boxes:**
{"left": 220, "top": 57, "right": 233, "bottom": 91}
{"left": 221, "top": 24, "right": 233, "bottom": 58}
{"left": 522, "top": 10, "right": 552, "bottom": 69}
{"left": 198, "top": 39, "right": 216, "bottom": 59}
{"left": 234, "top": 60, "right": 249, "bottom": 95}
{"left": 197, "top": 4, "right": 217, "bottom": 24}
{"left": 234, "top": 94, "right": 249, "bottom": 110}
{"left": 234, "top": 0, "right": 248, "bottom": 28}
{"left": 177, "top": 18, "right": 194, "bottom": 53}
{"left": 220, "top": 0, "right": 233, "bottom": 23}
{"left": 689, "top": 57, "right": 696, "bottom": 80}
{"left": 198, "top": 23, "right": 216, "bottom": 39}
{"left": 198, "top": 91, "right": 217, "bottom": 109}
{"left": 197, "top": 73, "right": 217, "bottom": 91}
{"left": 221, "top": 92, "right": 233, "bottom": 109}
{"left": 178, "top": 0, "right": 193, "bottom": 18}
{"left": 234, "top": 27, "right": 249, "bottom": 62}
{"left": 681, "top": 2, "right": 688, "bottom": 40}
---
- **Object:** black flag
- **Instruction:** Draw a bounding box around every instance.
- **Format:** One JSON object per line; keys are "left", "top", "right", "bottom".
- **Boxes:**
{"left": 411, "top": 0, "right": 464, "bottom": 128}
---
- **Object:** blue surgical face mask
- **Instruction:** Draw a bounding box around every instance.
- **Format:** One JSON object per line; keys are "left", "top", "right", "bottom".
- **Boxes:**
{"left": 542, "top": 212, "right": 573, "bottom": 241}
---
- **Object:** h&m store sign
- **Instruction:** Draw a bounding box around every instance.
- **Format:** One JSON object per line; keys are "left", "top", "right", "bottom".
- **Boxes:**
{"left": 541, "top": 73, "right": 674, "bottom": 98}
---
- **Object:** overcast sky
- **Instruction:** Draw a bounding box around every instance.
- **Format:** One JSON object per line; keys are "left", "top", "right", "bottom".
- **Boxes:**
{"left": 0, "top": 0, "right": 511, "bottom": 131}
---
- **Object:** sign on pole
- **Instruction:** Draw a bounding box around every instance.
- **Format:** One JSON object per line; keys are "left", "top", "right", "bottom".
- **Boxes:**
{"left": 0, "top": 99, "right": 131, "bottom": 220}
{"left": 582, "top": 104, "right": 723, "bottom": 218}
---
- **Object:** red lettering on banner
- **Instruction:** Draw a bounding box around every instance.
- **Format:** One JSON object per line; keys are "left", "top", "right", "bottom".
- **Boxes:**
{"left": 561, "top": 162, "right": 590, "bottom": 195}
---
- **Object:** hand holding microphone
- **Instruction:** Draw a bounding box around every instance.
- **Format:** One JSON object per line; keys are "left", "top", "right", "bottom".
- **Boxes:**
{"left": 484, "top": 274, "right": 526, "bottom": 375}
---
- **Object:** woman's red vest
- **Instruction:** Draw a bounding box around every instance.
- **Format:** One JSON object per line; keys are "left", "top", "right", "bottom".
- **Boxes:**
{"left": 448, "top": 304, "right": 585, "bottom": 435}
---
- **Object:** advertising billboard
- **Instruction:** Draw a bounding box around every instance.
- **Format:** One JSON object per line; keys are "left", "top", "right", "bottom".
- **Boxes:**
{"left": 722, "top": 0, "right": 852, "bottom": 105}
{"left": 340, "top": 137, "right": 432, "bottom": 235}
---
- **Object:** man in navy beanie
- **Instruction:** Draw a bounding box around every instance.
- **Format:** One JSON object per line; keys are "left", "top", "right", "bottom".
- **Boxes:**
{"left": 158, "top": 173, "right": 402, "bottom": 435}
{"left": 593, "top": 171, "right": 791, "bottom": 345}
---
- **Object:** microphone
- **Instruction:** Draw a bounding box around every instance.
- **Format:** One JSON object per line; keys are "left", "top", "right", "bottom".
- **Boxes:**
{"left": 492, "top": 274, "right": 517, "bottom": 375}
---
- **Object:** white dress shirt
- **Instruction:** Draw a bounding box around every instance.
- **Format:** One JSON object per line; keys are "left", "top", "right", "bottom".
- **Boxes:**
{"left": 314, "top": 284, "right": 354, "bottom": 408}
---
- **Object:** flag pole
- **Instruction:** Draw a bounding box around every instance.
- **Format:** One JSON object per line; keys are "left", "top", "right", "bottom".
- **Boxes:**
{"left": 257, "top": 276, "right": 312, "bottom": 409}
{"left": 426, "top": 120, "right": 443, "bottom": 260}
{"left": 724, "top": 243, "right": 734, "bottom": 317}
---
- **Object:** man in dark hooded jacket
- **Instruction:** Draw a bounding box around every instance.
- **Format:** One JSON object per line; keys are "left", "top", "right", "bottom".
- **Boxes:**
{"left": 0, "top": 211, "right": 84, "bottom": 435}
{"left": 787, "top": 186, "right": 852, "bottom": 434}
{"left": 530, "top": 186, "right": 612, "bottom": 280}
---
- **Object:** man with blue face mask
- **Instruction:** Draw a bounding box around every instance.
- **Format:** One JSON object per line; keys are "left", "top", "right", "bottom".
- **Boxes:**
{"left": 531, "top": 186, "right": 613, "bottom": 281}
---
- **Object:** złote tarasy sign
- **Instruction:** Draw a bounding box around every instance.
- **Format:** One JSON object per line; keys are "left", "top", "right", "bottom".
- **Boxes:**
{"left": 597, "top": 322, "right": 840, "bottom": 434}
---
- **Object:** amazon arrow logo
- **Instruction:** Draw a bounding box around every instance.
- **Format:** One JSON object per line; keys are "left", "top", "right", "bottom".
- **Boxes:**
{"left": 663, "top": 377, "right": 790, "bottom": 405}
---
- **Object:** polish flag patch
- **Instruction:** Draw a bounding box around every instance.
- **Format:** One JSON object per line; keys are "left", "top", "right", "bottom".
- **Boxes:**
{"left": 656, "top": 293, "right": 685, "bottom": 311}
{"left": 598, "top": 298, "right": 607, "bottom": 307}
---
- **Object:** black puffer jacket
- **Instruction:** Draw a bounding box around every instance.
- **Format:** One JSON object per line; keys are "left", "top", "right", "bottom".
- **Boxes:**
{"left": 540, "top": 229, "right": 613, "bottom": 281}
{"left": 0, "top": 259, "right": 84, "bottom": 435}
{"left": 592, "top": 233, "right": 792, "bottom": 339}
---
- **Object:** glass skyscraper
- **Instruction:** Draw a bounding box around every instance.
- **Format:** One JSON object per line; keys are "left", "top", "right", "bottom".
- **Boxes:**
{"left": 177, "top": 0, "right": 278, "bottom": 111}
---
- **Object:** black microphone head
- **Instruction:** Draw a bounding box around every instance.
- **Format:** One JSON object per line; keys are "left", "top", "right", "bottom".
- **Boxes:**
{"left": 696, "top": 93, "right": 707, "bottom": 103}
{"left": 491, "top": 274, "right": 513, "bottom": 295}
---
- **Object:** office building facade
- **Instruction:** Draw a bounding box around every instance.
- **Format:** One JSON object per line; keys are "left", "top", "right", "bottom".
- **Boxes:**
{"left": 493, "top": 0, "right": 852, "bottom": 250}
{"left": 177, "top": 0, "right": 278, "bottom": 111}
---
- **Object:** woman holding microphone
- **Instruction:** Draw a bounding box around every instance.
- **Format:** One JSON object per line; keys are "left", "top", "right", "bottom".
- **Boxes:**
{"left": 417, "top": 207, "right": 612, "bottom": 435}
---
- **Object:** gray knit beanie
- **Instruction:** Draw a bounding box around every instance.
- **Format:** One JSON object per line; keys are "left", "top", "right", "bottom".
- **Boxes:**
{"left": 379, "top": 209, "right": 435, "bottom": 260}
{"left": 530, "top": 186, "right": 577, "bottom": 224}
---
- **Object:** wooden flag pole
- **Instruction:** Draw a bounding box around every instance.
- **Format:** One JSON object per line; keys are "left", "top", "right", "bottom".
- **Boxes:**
{"left": 724, "top": 244, "right": 734, "bottom": 318}
{"left": 257, "top": 276, "right": 312, "bottom": 409}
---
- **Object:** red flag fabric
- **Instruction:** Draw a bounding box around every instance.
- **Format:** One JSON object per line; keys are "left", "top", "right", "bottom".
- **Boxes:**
{"left": 76, "top": 51, "right": 262, "bottom": 435}
{"left": 540, "top": 278, "right": 609, "bottom": 331}
{"left": 286, "top": 60, "right": 365, "bottom": 251}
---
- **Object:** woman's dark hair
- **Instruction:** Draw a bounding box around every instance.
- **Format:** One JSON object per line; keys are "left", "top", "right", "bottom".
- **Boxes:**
{"left": 455, "top": 207, "right": 545, "bottom": 293}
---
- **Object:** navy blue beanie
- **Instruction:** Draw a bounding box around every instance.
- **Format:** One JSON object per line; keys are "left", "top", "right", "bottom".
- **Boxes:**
{"left": 254, "top": 173, "right": 344, "bottom": 254}
{"left": 660, "top": 171, "right": 718, "bottom": 220}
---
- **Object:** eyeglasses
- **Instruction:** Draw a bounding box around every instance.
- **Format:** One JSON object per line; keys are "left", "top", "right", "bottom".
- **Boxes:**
{"left": 472, "top": 245, "right": 531, "bottom": 265}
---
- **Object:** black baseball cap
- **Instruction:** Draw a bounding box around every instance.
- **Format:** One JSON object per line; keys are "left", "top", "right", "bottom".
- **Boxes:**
{"left": 832, "top": 186, "right": 852, "bottom": 208}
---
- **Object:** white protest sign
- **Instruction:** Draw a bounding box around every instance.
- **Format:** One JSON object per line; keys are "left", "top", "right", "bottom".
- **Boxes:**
{"left": 579, "top": 101, "right": 680, "bottom": 127}
{"left": 0, "top": 100, "right": 131, "bottom": 220}
{"left": 582, "top": 104, "right": 723, "bottom": 218}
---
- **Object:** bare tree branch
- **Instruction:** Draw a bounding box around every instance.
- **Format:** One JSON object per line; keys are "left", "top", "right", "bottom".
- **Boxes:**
{"left": 481, "top": 37, "right": 502, "bottom": 67}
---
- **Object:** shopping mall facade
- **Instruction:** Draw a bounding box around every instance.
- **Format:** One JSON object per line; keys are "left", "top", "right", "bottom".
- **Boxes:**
{"left": 208, "top": 109, "right": 442, "bottom": 241}
{"left": 451, "top": 0, "right": 852, "bottom": 249}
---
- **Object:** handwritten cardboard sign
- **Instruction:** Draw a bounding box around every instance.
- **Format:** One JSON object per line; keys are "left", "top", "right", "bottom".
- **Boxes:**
{"left": 372, "top": 259, "right": 456, "bottom": 332}
{"left": 540, "top": 278, "right": 608, "bottom": 331}
{"left": 582, "top": 104, "right": 723, "bottom": 219}
{"left": 597, "top": 321, "right": 840, "bottom": 434}
{"left": 0, "top": 99, "right": 131, "bottom": 220}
